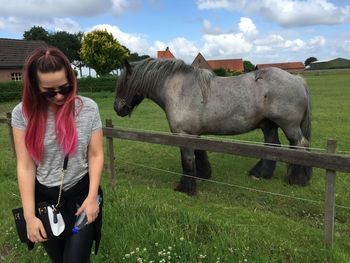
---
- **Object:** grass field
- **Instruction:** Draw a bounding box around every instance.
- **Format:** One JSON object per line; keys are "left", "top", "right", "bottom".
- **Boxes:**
{"left": 0, "top": 71, "right": 349, "bottom": 262}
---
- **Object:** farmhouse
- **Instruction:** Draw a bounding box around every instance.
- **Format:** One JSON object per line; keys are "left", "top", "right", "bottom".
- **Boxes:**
{"left": 192, "top": 52, "right": 244, "bottom": 73}
{"left": 0, "top": 38, "right": 47, "bottom": 82}
{"left": 256, "top": 62, "right": 305, "bottom": 74}
{"left": 157, "top": 47, "right": 175, "bottom": 59}
{"left": 157, "top": 49, "right": 244, "bottom": 73}
{"left": 309, "top": 58, "right": 350, "bottom": 70}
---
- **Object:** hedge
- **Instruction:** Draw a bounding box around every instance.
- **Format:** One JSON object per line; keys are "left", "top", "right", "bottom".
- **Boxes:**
{"left": 0, "top": 76, "right": 117, "bottom": 103}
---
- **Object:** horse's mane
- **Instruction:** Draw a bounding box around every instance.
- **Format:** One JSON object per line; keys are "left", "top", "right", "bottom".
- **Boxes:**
{"left": 125, "top": 58, "right": 214, "bottom": 101}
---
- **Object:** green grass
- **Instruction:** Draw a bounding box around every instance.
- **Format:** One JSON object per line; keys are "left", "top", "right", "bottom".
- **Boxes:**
{"left": 0, "top": 71, "right": 349, "bottom": 262}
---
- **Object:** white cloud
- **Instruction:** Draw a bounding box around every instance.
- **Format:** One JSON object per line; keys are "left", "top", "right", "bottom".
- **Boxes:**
{"left": 0, "top": 16, "right": 82, "bottom": 34}
{"left": 201, "top": 33, "right": 253, "bottom": 57}
{"left": 0, "top": 0, "right": 108, "bottom": 18}
{"left": 254, "top": 34, "right": 285, "bottom": 46}
{"left": 255, "top": 46, "right": 272, "bottom": 54}
{"left": 238, "top": 17, "right": 258, "bottom": 36}
{"left": 167, "top": 37, "right": 199, "bottom": 62}
{"left": 309, "top": 36, "right": 326, "bottom": 46}
{"left": 284, "top": 38, "right": 306, "bottom": 51}
{"left": 111, "top": 0, "right": 140, "bottom": 16}
{"left": 149, "top": 38, "right": 198, "bottom": 63}
{"left": 52, "top": 18, "right": 81, "bottom": 33}
{"left": 0, "top": 0, "right": 140, "bottom": 36}
{"left": 203, "top": 19, "right": 222, "bottom": 35}
{"left": 196, "top": 0, "right": 350, "bottom": 27}
{"left": 343, "top": 40, "right": 350, "bottom": 52}
{"left": 0, "top": 0, "right": 140, "bottom": 19}
{"left": 89, "top": 24, "right": 152, "bottom": 56}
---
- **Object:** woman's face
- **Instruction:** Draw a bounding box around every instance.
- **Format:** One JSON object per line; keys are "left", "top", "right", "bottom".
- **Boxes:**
{"left": 37, "top": 69, "right": 71, "bottom": 108}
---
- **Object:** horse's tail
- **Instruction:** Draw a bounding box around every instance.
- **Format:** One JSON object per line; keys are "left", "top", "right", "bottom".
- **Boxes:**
{"left": 300, "top": 78, "right": 312, "bottom": 142}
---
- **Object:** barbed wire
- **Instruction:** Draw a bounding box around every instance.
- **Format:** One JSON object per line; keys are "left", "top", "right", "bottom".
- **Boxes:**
{"left": 116, "top": 158, "right": 350, "bottom": 211}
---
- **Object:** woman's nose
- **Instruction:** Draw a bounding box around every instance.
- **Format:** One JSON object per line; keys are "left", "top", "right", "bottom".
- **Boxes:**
{"left": 55, "top": 93, "right": 65, "bottom": 100}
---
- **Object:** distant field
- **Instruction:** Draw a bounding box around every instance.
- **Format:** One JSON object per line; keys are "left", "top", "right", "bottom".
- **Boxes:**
{"left": 0, "top": 71, "right": 349, "bottom": 262}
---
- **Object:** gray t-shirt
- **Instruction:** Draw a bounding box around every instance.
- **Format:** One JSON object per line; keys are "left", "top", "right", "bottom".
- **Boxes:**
{"left": 11, "top": 96, "right": 102, "bottom": 190}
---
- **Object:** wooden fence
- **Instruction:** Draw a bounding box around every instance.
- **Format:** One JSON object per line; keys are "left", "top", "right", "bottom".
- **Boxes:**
{"left": 1, "top": 115, "right": 350, "bottom": 248}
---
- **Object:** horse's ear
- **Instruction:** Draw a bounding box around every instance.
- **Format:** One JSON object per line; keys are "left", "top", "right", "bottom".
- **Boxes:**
{"left": 124, "top": 60, "right": 132, "bottom": 74}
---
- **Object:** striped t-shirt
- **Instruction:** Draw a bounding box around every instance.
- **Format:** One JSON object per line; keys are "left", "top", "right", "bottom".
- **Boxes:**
{"left": 11, "top": 96, "right": 102, "bottom": 191}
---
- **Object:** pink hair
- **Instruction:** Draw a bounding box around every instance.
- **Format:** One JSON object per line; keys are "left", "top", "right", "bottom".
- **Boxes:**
{"left": 22, "top": 47, "right": 79, "bottom": 162}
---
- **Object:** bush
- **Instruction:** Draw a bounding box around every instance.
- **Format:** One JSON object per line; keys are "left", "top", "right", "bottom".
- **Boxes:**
{"left": 213, "top": 68, "right": 242, "bottom": 77}
{"left": 0, "top": 76, "right": 118, "bottom": 102}
{"left": 77, "top": 76, "right": 117, "bottom": 93}
{"left": 0, "top": 81, "right": 22, "bottom": 102}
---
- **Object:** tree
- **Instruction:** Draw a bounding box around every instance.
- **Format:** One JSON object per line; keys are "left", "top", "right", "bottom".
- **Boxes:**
{"left": 80, "top": 30, "right": 128, "bottom": 76}
{"left": 305, "top": 57, "right": 317, "bottom": 67}
{"left": 122, "top": 45, "right": 150, "bottom": 62}
{"left": 49, "top": 31, "right": 82, "bottom": 62}
{"left": 23, "top": 26, "right": 49, "bottom": 42}
{"left": 213, "top": 68, "right": 227, "bottom": 76}
{"left": 243, "top": 60, "right": 255, "bottom": 72}
{"left": 71, "top": 32, "right": 86, "bottom": 78}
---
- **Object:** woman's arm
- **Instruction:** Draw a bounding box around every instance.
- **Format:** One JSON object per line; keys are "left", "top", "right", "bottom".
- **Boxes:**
{"left": 13, "top": 127, "right": 47, "bottom": 242}
{"left": 76, "top": 128, "right": 104, "bottom": 223}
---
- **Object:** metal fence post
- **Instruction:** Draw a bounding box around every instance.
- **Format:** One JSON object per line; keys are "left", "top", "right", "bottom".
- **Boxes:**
{"left": 324, "top": 139, "right": 336, "bottom": 248}
{"left": 6, "top": 112, "right": 16, "bottom": 158}
{"left": 105, "top": 119, "right": 116, "bottom": 186}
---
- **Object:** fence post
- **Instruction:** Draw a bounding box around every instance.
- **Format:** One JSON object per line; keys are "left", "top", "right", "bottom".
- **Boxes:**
{"left": 105, "top": 119, "right": 116, "bottom": 186}
{"left": 324, "top": 139, "right": 336, "bottom": 248}
{"left": 6, "top": 112, "right": 16, "bottom": 158}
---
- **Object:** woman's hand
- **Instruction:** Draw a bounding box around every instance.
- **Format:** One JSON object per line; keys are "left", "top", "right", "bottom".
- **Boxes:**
{"left": 26, "top": 216, "right": 48, "bottom": 243}
{"left": 75, "top": 196, "right": 100, "bottom": 224}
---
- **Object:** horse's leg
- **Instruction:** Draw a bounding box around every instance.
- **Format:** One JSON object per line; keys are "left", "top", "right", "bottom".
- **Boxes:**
{"left": 175, "top": 147, "right": 197, "bottom": 195}
{"left": 282, "top": 125, "right": 312, "bottom": 186}
{"left": 194, "top": 150, "right": 211, "bottom": 179}
{"left": 249, "top": 120, "right": 281, "bottom": 179}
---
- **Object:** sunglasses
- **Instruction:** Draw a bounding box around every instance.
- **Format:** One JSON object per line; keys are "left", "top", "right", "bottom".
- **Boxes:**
{"left": 41, "top": 84, "right": 73, "bottom": 99}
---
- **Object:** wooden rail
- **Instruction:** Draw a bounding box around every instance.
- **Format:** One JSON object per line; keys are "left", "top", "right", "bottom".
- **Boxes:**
{"left": 102, "top": 126, "right": 350, "bottom": 173}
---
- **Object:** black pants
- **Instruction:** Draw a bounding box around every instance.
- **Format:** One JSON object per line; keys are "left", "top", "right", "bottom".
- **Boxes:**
{"left": 43, "top": 223, "right": 95, "bottom": 263}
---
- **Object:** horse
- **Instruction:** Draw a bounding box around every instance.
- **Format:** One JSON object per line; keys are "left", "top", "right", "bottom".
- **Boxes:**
{"left": 114, "top": 58, "right": 312, "bottom": 195}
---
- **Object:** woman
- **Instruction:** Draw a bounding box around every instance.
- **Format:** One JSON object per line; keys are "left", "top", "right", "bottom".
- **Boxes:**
{"left": 11, "top": 47, "right": 104, "bottom": 263}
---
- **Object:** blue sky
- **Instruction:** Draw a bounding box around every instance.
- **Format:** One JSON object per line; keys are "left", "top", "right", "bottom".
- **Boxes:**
{"left": 0, "top": 0, "right": 350, "bottom": 65}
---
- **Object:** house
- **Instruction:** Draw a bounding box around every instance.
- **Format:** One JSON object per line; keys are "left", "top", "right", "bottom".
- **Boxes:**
{"left": 255, "top": 62, "right": 305, "bottom": 74}
{"left": 156, "top": 48, "right": 244, "bottom": 72}
{"left": 157, "top": 47, "right": 175, "bottom": 59}
{"left": 0, "top": 38, "right": 47, "bottom": 82}
{"left": 309, "top": 58, "right": 350, "bottom": 70}
{"left": 192, "top": 52, "right": 244, "bottom": 72}
{"left": 191, "top": 52, "right": 212, "bottom": 70}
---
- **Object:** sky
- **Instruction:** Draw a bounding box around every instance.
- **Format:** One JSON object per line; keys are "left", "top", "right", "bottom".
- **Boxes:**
{"left": 0, "top": 0, "right": 350, "bottom": 65}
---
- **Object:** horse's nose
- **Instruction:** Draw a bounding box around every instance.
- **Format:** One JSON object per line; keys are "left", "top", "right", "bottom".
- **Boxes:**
{"left": 114, "top": 99, "right": 129, "bottom": 117}
{"left": 113, "top": 99, "right": 119, "bottom": 113}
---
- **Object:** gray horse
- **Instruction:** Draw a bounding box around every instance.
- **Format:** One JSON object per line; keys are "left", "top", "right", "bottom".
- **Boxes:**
{"left": 114, "top": 58, "right": 312, "bottom": 195}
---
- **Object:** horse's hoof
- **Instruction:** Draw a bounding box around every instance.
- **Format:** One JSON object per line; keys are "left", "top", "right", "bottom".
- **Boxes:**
{"left": 250, "top": 175, "right": 261, "bottom": 180}
{"left": 196, "top": 166, "right": 212, "bottom": 179}
{"left": 288, "top": 176, "right": 309, "bottom": 186}
{"left": 248, "top": 169, "right": 262, "bottom": 179}
{"left": 197, "top": 171, "right": 211, "bottom": 179}
{"left": 174, "top": 185, "right": 197, "bottom": 196}
{"left": 287, "top": 165, "right": 312, "bottom": 186}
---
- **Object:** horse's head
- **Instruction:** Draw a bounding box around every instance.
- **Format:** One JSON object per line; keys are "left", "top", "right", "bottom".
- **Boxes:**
{"left": 114, "top": 60, "right": 144, "bottom": 117}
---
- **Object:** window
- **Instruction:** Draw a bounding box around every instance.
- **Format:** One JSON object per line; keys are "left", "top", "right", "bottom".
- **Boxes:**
{"left": 11, "top": 72, "right": 22, "bottom": 81}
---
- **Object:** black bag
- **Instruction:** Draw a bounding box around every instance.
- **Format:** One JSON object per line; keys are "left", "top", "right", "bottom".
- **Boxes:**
{"left": 12, "top": 156, "right": 69, "bottom": 248}
{"left": 12, "top": 202, "right": 56, "bottom": 243}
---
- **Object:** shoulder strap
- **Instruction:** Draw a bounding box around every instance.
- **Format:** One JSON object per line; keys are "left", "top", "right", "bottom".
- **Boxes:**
{"left": 63, "top": 155, "right": 69, "bottom": 170}
{"left": 54, "top": 155, "right": 69, "bottom": 210}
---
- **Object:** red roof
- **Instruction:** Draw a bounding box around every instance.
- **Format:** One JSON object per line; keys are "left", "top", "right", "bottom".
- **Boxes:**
{"left": 207, "top": 59, "right": 244, "bottom": 72}
{"left": 256, "top": 62, "right": 304, "bottom": 70}
{"left": 157, "top": 49, "right": 175, "bottom": 59}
